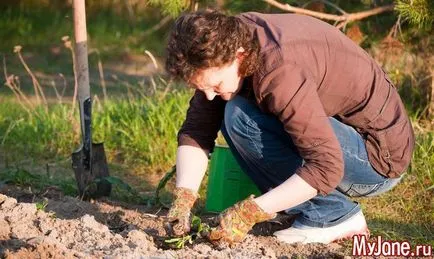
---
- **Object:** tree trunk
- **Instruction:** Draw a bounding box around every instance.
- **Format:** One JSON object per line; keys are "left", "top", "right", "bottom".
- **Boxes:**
{"left": 429, "top": 68, "right": 434, "bottom": 119}
{"left": 216, "top": 0, "right": 225, "bottom": 9}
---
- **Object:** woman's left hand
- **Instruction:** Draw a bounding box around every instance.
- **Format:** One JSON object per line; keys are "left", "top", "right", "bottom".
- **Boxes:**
{"left": 208, "top": 195, "right": 276, "bottom": 246}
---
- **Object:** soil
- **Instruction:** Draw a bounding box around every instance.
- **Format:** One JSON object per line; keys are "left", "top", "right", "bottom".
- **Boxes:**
{"left": 0, "top": 184, "right": 350, "bottom": 258}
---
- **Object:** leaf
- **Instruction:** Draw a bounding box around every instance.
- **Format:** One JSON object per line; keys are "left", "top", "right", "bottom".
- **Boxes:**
{"left": 165, "top": 237, "right": 182, "bottom": 243}
{"left": 191, "top": 215, "right": 201, "bottom": 230}
{"left": 165, "top": 235, "right": 194, "bottom": 249}
{"left": 103, "top": 176, "right": 132, "bottom": 191}
{"left": 155, "top": 165, "right": 176, "bottom": 204}
{"left": 2, "top": 168, "right": 40, "bottom": 186}
{"left": 36, "top": 199, "right": 48, "bottom": 211}
{"left": 176, "top": 241, "right": 184, "bottom": 249}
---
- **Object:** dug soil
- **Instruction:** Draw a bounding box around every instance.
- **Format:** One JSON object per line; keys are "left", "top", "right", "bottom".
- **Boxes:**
{"left": 0, "top": 185, "right": 351, "bottom": 258}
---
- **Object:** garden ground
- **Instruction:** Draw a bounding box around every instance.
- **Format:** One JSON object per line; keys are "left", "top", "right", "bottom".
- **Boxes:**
{"left": 0, "top": 184, "right": 350, "bottom": 258}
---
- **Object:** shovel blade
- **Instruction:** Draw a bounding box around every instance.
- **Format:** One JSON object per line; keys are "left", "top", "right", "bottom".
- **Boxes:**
{"left": 72, "top": 142, "right": 111, "bottom": 199}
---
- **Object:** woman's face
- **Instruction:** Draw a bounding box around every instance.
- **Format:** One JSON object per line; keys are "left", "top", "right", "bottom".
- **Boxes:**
{"left": 189, "top": 48, "right": 245, "bottom": 101}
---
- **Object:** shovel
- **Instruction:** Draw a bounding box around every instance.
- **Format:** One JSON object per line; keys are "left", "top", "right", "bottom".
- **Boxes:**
{"left": 71, "top": 0, "right": 111, "bottom": 199}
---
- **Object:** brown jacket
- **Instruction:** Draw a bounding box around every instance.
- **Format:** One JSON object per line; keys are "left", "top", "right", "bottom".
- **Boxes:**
{"left": 177, "top": 12, "right": 415, "bottom": 195}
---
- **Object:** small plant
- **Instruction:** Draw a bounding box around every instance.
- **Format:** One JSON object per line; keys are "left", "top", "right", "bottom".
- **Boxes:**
{"left": 48, "top": 211, "right": 57, "bottom": 219}
{"left": 164, "top": 215, "right": 212, "bottom": 249}
{"left": 36, "top": 199, "right": 48, "bottom": 211}
{"left": 1, "top": 168, "right": 41, "bottom": 187}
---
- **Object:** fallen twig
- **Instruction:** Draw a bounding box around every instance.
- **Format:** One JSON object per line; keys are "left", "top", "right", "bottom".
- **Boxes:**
{"left": 142, "top": 16, "right": 172, "bottom": 36}
{"left": 14, "top": 45, "right": 48, "bottom": 111}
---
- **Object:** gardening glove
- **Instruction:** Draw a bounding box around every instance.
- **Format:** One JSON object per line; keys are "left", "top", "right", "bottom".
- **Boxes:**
{"left": 166, "top": 187, "right": 199, "bottom": 236}
{"left": 208, "top": 195, "right": 276, "bottom": 246}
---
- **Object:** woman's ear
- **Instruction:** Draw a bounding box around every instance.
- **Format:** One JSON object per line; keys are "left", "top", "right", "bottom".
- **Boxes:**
{"left": 236, "top": 47, "right": 246, "bottom": 62}
{"left": 236, "top": 47, "right": 245, "bottom": 56}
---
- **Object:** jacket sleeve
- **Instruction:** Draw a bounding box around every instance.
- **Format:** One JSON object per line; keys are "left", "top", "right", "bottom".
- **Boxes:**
{"left": 177, "top": 90, "right": 226, "bottom": 155}
{"left": 258, "top": 64, "right": 344, "bottom": 195}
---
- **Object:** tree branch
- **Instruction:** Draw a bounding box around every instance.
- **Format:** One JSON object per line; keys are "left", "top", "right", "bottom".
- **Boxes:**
{"left": 302, "top": 0, "right": 348, "bottom": 15}
{"left": 429, "top": 64, "right": 434, "bottom": 118}
{"left": 263, "top": 0, "right": 394, "bottom": 26}
{"left": 143, "top": 15, "right": 172, "bottom": 36}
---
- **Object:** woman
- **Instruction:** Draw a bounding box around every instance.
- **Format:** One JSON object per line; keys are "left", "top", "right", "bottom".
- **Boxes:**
{"left": 164, "top": 10, "right": 415, "bottom": 246}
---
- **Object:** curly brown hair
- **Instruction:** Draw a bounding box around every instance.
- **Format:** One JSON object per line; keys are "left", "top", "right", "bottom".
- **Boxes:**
{"left": 165, "top": 10, "right": 260, "bottom": 83}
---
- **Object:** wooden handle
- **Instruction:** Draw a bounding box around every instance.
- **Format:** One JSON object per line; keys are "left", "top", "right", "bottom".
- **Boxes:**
{"left": 73, "top": 0, "right": 92, "bottom": 150}
{"left": 73, "top": 0, "right": 90, "bottom": 100}
{"left": 73, "top": 0, "right": 87, "bottom": 43}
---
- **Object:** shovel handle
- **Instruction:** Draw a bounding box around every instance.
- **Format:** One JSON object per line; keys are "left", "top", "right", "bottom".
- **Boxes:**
{"left": 73, "top": 0, "right": 92, "bottom": 169}
{"left": 73, "top": 0, "right": 90, "bottom": 101}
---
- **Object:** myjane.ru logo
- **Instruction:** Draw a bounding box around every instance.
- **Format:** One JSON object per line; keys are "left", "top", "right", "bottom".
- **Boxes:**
{"left": 352, "top": 235, "right": 432, "bottom": 257}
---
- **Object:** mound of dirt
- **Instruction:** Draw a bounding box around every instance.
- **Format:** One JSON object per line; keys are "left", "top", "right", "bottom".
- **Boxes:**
{"left": 0, "top": 186, "right": 348, "bottom": 258}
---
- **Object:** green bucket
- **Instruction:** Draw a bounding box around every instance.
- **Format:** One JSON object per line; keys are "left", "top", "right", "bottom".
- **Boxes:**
{"left": 205, "top": 145, "right": 261, "bottom": 213}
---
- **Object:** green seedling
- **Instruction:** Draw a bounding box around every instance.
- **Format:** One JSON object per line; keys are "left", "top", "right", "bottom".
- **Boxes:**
{"left": 165, "top": 235, "right": 193, "bottom": 249}
{"left": 48, "top": 211, "right": 57, "bottom": 219}
{"left": 1, "top": 168, "right": 40, "bottom": 187}
{"left": 165, "top": 215, "right": 213, "bottom": 249}
{"left": 36, "top": 199, "right": 48, "bottom": 211}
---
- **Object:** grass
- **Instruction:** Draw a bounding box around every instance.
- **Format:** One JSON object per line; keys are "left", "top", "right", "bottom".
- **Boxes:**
{"left": 0, "top": 167, "right": 78, "bottom": 197}
{"left": 0, "top": 3, "right": 169, "bottom": 56}
{"left": 0, "top": 89, "right": 191, "bottom": 173}
{"left": 0, "top": 87, "right": 192, "bottom": 205}
{"left": 358, "top": 130, "right": 434, "bottom": 245}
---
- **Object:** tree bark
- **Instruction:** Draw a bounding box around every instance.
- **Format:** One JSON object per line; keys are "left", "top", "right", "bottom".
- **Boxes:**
{"left": 429, "top": 68, "right": 434, "bottom": 118}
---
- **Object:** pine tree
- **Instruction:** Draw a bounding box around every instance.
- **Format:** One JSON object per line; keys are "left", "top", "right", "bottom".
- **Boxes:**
{"left": 147, "top": 0, "right": 194, "bottom": 17}
{"left": 395, "top": 0, "right": 434, "bottom": 29}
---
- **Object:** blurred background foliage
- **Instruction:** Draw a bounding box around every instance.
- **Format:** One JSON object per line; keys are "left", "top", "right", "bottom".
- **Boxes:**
{"left": 0, "top": 0, "right": 432, "bottom": 162}
{"left": 1, "top": 0, "right": 432, "bottom": 120}
{"left": 1, "top": 0, "right": 432, "bottom": 51}
{"left": 0, "top": 1, "right": 432, "bottom": 243}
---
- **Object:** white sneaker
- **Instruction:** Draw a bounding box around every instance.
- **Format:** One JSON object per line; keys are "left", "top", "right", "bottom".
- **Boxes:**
{"left": 273, "top": 210, "right": 370, "bottom": 244}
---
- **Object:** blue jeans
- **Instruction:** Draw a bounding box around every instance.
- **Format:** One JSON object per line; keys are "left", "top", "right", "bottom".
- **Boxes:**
{"left": 220, "top": 96, "right": 403, "bottom": 228}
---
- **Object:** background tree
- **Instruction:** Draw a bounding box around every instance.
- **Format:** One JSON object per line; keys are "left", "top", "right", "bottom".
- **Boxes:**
{"left": 395, "top": 0, "right": 433, "bottom": 29}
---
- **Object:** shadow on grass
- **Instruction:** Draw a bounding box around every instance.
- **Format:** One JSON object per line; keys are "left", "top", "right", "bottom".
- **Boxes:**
{"left": 367, "top": 218, "right": 434, "bottom": 246}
